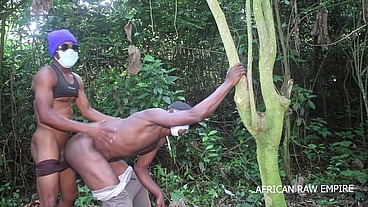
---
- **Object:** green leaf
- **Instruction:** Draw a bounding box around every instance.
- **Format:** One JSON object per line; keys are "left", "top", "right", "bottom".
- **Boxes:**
{"left": 199, "top": 161, "right": 205, "bottom": 172}
{"left": 320, "top": 130, "right": 332, "bottom": 138}
{"left": 208, "top": 130, "right": 217, "bottom": 136}
{"left": 308, "top": 101, "right": 315, "bottom": 109}
{"left": 170, "top": 191, "right": 183, "bottom": 202}
{"left": 339, "top": 141, "right": 352, "bottom": 147}
{"left": 208, "top": 153, "right": 219, "bottom": 157}
{"left": 273, "top": 75, "right": 283, "bottom": 83}
{"left": 137, "top": 83, "right": 147, "bottom": 87}
{"left": 153, "top": 101, "right": 159, "bottom": 107}
{"left": 205, "top": 145, "right": 214, "bottom": 150}
{"left": 137, "top": 93, "right": 149, "bottom": 99}
{"left": 157, "top": 87, "right": 163, "bottom": 94}
{"left": 292, "top": 103, "right": 300, "bottom": 111}
{"left": 308, "top": 144, "right": 317, "bottom": 149}
{"left": 332, "top": 141, "right": 352, "bottom": 147}
{"left": 296, "top": 118, "right": 303, "bottom": 126}
{"left": 162, "top": 96, "right": 171, "bottom": 104}
{"left": 144, "top": 55, "right": 155, "bottom": 62}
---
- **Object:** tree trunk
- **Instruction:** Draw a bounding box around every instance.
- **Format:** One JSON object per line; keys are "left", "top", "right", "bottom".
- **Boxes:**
{"left": 256, "top": 138, "right": 286, "bottom": 206}
{"left": 0, "top": 14, "right": 6, "bottom": 124}
{"left": 206, "top": 0, "right": 289, "bottom": 206}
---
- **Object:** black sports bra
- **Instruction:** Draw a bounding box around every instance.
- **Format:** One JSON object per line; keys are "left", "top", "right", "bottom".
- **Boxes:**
{"left": 51, "top": 63, "right": 79, "bottom": 98}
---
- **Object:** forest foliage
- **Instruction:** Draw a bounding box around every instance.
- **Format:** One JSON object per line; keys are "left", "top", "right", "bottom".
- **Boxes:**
{"left": 0, "top": 0, "right": 367, "bottom": 206}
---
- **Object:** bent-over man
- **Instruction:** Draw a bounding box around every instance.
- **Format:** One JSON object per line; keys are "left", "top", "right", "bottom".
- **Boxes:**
{"left": 64, "top": 63, "right": 246, "bottom": 207}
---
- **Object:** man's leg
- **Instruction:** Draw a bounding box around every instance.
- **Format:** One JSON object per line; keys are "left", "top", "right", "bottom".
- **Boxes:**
{"left": 110, "top": 161, "right": 151, "bottom": 206}
{"left": 64, "top": 133, "right": 119, "bottom": 190}
{"left": 65, "top": 133, "right": 130, "bottom": 204}
{"left": 32, "top": 132, "right": 62, "bottom": 207}
{"left": 36, "top": 173, "right": 60, "bottom": 207}
{"left": 125, "top": 172, "right": 152, "bottom": 207}
{"left": 100, "top": 187, "right": 132, "bottom": 207}
{"left": 58, "top": 167, "right": 78, "bottom": 207}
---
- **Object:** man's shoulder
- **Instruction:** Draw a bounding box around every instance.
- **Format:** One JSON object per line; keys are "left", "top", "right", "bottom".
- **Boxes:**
{"left": 33, "top": 65, "right": 53, "bottom": 82}
{"left": 32, "top": 65, "right": 57, "bottom": 89}
{"left": 142, "top": 108, "right": 167, "bottom": 113}
{"left": 132, "top": 108, "right": 168, "bottom": 118}
{"left": 35, "top": 65, "right": 54, "bottom": 76}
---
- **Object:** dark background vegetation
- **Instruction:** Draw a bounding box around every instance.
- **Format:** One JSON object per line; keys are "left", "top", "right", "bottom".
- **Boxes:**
{"left": 0, "top": 0, "right": 367, "bottom": 206}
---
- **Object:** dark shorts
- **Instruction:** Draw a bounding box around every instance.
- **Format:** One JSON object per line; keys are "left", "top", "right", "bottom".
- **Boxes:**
{"left": 35, "top": 159, "right": 69, "bottom": 177}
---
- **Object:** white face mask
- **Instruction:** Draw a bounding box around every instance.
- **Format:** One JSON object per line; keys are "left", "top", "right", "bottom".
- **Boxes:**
{"left": 56, "top": 49, "right": 79, "bottom": 68}
{"left": 170, "top": 125, "right": 189, "bottom": 136}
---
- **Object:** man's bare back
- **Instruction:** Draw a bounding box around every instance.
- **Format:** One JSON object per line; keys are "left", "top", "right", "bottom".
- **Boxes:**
{"left": 67, "top": 108, "right": 167, "bottom": 160}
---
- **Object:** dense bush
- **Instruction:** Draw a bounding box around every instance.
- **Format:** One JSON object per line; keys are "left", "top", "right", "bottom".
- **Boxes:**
{"left": 0, "top": 0, "right": 367, "bottom": 206}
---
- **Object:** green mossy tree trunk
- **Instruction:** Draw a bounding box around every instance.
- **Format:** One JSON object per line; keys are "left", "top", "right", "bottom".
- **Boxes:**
{"left": 206, "top": 0, "right": 290, "bottom": 206}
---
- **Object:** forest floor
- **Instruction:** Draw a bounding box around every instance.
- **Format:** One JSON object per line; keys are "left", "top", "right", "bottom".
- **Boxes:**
{"left": 23, "top": 196, "right": 368, "bottom": 207}
{"left": 23, "top": 189, "right": 368, "bottom": 207}
{"left": 285, "top": 193, "right": 367, "bottom": 207}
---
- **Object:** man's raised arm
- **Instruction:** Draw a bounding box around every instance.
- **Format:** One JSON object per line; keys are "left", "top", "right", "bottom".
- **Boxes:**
{"left": 187, "top": 63, "right": 246, "bottom": 121}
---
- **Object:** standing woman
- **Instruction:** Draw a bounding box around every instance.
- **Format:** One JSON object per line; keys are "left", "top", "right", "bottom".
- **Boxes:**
{"left": 31, "top": 29, "right": 117, "bottom": 207}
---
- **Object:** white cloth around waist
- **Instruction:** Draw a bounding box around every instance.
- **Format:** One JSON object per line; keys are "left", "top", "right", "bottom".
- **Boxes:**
{"left": 91, "top": 166, "right": 133, "bottom": 201}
